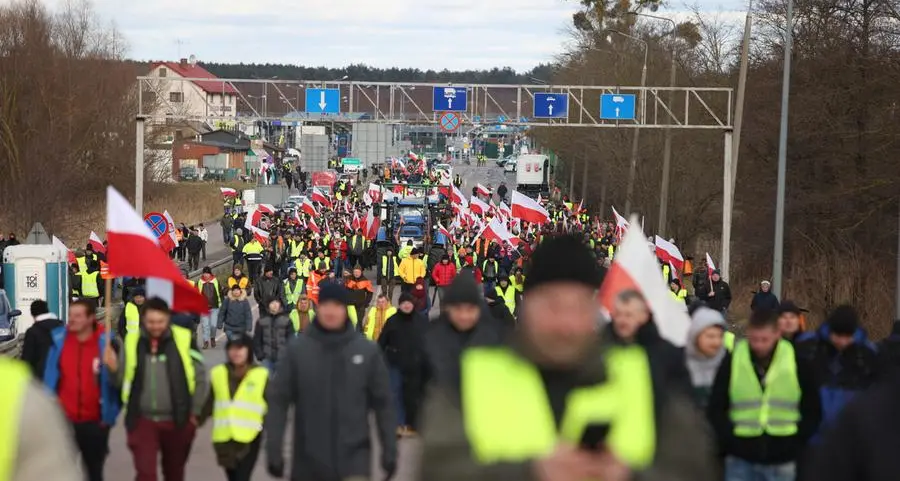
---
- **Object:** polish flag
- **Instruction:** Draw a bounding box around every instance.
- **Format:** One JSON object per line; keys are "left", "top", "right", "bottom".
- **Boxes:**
{"left": 654, "top": 236, "right": 684, "bottom": 271}
{"left": 344, "top": 199, "right": 352, "bottom": 213}
{"left": 611, "top": 206, "right": 630, "bottom": 238}
{"left": 367, "top": 183, "right": 382, "bottom": 203}
{"left": 437, "top": 222, "right": 451, "bottom": 239}
{"left": 53, "top": 236, "right": 77, "bottom": 264}
{"left": 450, "top": 185, "right": 468, "bottom": 207}
{"left": 511, "top": 191, "right": 550, "bottom": 225}
{"left": 537, "top": 193, "right": 545, "bottom": 205}
{"left": 244, "top": 208, "right": 262, "bottom": 230}
{"left": 706, "top": 253, "right": 717, "bottom": 276}
{"left": 474, "top": 217, "right": 513, "bottom": 246}
{"left": 598, "top": 215, "right": 690, "bottom": 346}
{"left": 351, "top": 212, "right": 361, "bottom": 231}
{"left": 308, "top": 218, "right": 321, "bottom": 235}
{"left": 89, "top": 231, "right": 106, "bottom": 254}
{"left": 499, "top": 201, "right": 512, "bottom": 218}
{"left": 249, "top": 225, "right": 269, "bottom": 244}
{"left": 105, "top": 187, "right": 208, "bottom": 314}
{"left": 300, "top": 198, "right": 318, "bottom": 217}
{"left": 257, "top": 203, "right": 276, "bottom": 215}
{"left": 470, "top": 196, "right": 490, "bottom": 216}
{"left": 363, "top": 207, "right": 380, "bottom": 240}
{"left": 159, "top": 211, "right": 177, "bottom": 253}
{"left": 324, "top": 218, "right": 332, "bottom": 236}
{"left": 408, "top": 151, "right": 419, "bottom": 162}
{"left": 293, "top": 211, "right": 302, "bottom": 226}
{"left": 219, "top": 187, "right": 238, "bottom": 197}
{"left": 363, "top": 191, "right": 373, "bottom": 206}
{"left": 475, "top": 183, "right": 492, "bottom": 197}
{"left": 311, "top": 188, "right": 332, "bottom": 209}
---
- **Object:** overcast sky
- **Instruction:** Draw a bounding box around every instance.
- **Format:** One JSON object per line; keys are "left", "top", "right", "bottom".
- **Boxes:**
{"left": 36, "top": 0, "right": 744, "bottom": 71}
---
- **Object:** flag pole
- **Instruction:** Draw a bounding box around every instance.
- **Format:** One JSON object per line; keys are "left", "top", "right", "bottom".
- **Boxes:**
{"left": 104, "top": 278, "right": 113, "bottom": 349}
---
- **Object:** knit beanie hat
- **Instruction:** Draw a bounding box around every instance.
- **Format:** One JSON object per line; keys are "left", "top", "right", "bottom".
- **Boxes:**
{"left": 827, "top": 304, "right": 859, "bottom": 336}
{"left": 318, "top": 284, "right": 349, "bottom": 306}
{"left": 524, "top": 234, "right": 602, "bottom": 292}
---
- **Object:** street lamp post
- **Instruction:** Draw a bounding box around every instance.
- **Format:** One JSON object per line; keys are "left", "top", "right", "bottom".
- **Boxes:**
{"left": 773, "top": 0, "right": 794, "bottom": 298}
{"left": 629, "top": 12, "right": 677, "bottom": 236}
{"left": 606, "top": 30, "right": 648, "bottom": 216}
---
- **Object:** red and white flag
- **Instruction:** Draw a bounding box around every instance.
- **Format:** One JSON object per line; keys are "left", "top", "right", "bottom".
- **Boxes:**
{"left": 363, "top": 191, "right": 373, "bottom": 206}
{"left": 475, "top": 183, "right": 492, "bottom": 197}
{"left": 244, "top": 208, "right": 262, "bottom": 230}
{"left": 249, "top": 225, "right": 269, "bottom": 244}
{"left": 219, "top": 187, "right": 238, "bottom": 197}
{"left": 367, "top": 183, "right": 382, "bottom": 203}
{"left": 470, "top": 196, "right": 490, "bottom": 216}
{"left": 363, "top": 207, "right": 380, "bottom": 240}
{"left": 89, "top": 231, "right": 106, "bottom": 254}
{"left": 611, "top": 206, "right": 630, "bottom": 238}
{"left": 344, "top": 199, "right": 352, "bottom": 213}
{"left": 499, "top": 201, "right": 512, "bottom": 218}
{"left": 598, "top": 215, "right": 690, "bottom": 346}
{"left": 654, "top": 236, "right": 684, "bottom": 271}
{"left": 257, "top": 203, "right": 276, "bottom": 215}
{"left": 300, "top": 198, "right": 318, "bottom": 217}
{"left": 53, "top": 236, "right": 77, "bottom": 264}
{"left": 437, "top": 222, "right": 451, "bottom": 239}
{"left": 160, "top": 211, "right": 177, "bottom": 253}
{"left": 473, "top": 217, "right": 513, "bottom": 246}
{"left": 511, "top": 191, "right": 550, "bottom": 225}
{"left": 705, "top": 253, "right": 717, "bottom": 276}
{"left": 308, "top": 218, "right": 321, "bottom": 235}
{"left": 105, "top": 187, "right": 208, "bottom": 314}
{"left": 450, "top": 185, "right": 468, "bottom": 207}
{"left": 311, "top": 188, "right": 332, "bottom": 209}
{"left": 351, "top": 212, "right": 361, "bottom": 231}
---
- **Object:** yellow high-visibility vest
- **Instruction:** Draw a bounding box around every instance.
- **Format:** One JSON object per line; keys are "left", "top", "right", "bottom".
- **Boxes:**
{"left": 284, "top": 279, "right": 302, "bottom": 306}
{"left": 381, "top": 256, "right": 399, "bottom": 278}
{"left": 729, "top": 339, "right": 801, "bottom": 437}
{"left": 313, "top": 257, "right": 331, "bottom": 271}
{"left": 724, "top": 331, "right": 735, "bottom": 352}
{"left": 122, "top": 325, "right": 200, "bottom": 403}
{"left": 80, "top": 271, "right": 100, "bottom": 298}
{"left": 495, "top": 285, "right": 516, "bottom": 314}
{"left": 210, "top": 365, "right": 268, "bottom": 443}
{"left": 290, "top": 309, "right": 315, "bottom": 333}
{"left": 461, "top": 346, "right": 655, "bottom": 468}
{"left": 294, "top": 258, "right": 311, "bottom": 278}
{"left": 364, "top": 306, "right": 397, "bottom": 340}
{"left": 125, "top": 302, "right": 140, "bottom": 334}
{"left": 0, "top": 359, "right": 31, "bottom": 481}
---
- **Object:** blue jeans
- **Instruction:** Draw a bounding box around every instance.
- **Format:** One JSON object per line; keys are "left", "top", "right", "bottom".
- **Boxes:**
{"left": 200, "top": 308, "right": 219, "bottom": 342}
{"left": 389, "top": 367, "right": 406, "bottom": 427}
{"left": 725, "top": 456, "right": 795, "bottom": 481}
{"left": 225, "top": 330, "right": 244, "bottom": 342}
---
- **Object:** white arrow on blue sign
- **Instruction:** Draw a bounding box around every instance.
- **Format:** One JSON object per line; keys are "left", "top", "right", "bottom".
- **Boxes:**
{"left": 432, "top": 86, "right": 467, "bottom": 112}
{"left": 533, "top": 93, "right": 569, "bottom": 119}
{"left": 600, "top": 94, "right": 636, "bottom": 120}
{"left": 305, "top": 88, "right": 341, "bottom": 114}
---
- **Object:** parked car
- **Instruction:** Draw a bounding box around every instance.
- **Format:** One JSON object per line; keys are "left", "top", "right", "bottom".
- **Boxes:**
{"left": 504, "top": 157, "right": 518, "bottom": 172}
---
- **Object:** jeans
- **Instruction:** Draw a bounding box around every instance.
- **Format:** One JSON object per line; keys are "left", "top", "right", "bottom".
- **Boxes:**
{"left": 725, "top": 456, "right": 795, "bottom": 481}
{"left": 388, "top": 367, "right": 406, "bottom": 427}
{"left": 72, "top": 422, "right": 109, "bottom": 481}
{"left": 200, "top": 308, "right": 219, "bottom": 342}
{"left": 126, "top": 417, "right": 196, "bottom": 481}
{"left": 225, "top": 330, "right": 245, "bottom": 342}
{"left": 333, "top": 257, "right": 344, "bottom": 276}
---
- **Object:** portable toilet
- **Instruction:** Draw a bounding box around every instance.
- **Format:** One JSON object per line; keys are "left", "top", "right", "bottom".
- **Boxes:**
{"left": 2, "top": 244, "right": 70, "bottom": 334}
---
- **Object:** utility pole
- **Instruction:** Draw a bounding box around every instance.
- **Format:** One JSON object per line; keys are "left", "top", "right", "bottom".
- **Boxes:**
{"left": 772, "top": 0, "right": 794, "bottom": 298}
{"left": 611, "top": 30, "right": 648, "bottom": 216}
{"left": 135, "top": 117, "right": 145, "bottom": 214}
{"left": 896, "top": 198, "right": 900, "bottom": 320}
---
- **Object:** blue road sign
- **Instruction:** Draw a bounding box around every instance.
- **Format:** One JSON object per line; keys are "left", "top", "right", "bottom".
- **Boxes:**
{"left": 497, "top": 115, "right": 507, "bottom": 123}
{"left": 519, "top": 116, "right": 529, "bottom": 123}
{"left": 432, "top": 86, "right": 467, "bottom": 112}
{"left": 600, "top": 94, "right": 636, "bottom": 120}
{"left": 533, "top": 93, "right": 568, "bottom": 119}
{"left": 439, "top": 112, "right": 461, "bottom": 132}
{"left": 473, "top": 115, "right": 482, "bottom": 123}
{"left": 305, "top": 88, "right": 341, "bottom": 114}
{"left": 143, "top": 213, "right": 168, "bottom": 239}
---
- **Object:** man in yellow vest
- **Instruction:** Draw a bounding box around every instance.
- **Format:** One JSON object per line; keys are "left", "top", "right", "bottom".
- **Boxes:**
{"left": 210, "top": 333, "right": 268, "bottom": 480}
{"left": 78, "top": 264, "right": 101, "bottom": 308}
{"left": 420, "top": 235, "right": 715, "bottom": 481}
{"left": 363, "top": 294, "right": 396, "bottom": 340}
{"left": 104, "top": 297, "right": 209, "bottom": 481}
{"left": 706, "top": 309, "right": 821, "bottom": 481}
{"left": 119, "top": 286, "right": 146, "bottom": 337}
{"left": 0, "top": 357, "right": 82, "bottom": 481}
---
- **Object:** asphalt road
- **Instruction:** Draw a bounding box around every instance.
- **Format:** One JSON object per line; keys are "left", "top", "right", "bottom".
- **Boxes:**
{"left": 103, "top": 162, "right": 514, "bottom": 480}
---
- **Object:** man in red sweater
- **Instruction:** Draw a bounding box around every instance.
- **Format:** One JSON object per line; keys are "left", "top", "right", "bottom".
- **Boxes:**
{"left": 42, "top": 299, "right": 121, "bottom": 481}
{"left": 430, "top": 254, "right": 457, "bottom": 305}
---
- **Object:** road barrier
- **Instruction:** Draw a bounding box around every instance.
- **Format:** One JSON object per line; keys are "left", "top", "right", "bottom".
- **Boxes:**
{"left": 0, "top": 256, "right": 233, "bottom": 358}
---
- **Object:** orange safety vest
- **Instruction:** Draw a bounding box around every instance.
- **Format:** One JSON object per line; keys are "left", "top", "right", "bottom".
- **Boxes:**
{"left": 175, "top": 230, "right": 183, "bottom": 242}
{"left": 99, "top": 261, "right": 113, "bottom": 280}
{"left": 306, "top": 273, "right": 323, "bottom": 305}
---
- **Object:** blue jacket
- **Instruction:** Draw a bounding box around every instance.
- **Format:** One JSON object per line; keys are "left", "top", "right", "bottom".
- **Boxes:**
{"left": 43, "top": 326, "right": 123, "bottom": 425}
{"left": 796, "top": 324, "right": 879, "bottom": 442}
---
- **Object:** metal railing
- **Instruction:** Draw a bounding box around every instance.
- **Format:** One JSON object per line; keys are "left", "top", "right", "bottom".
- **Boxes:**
{"left": 0, "top": 256, "right": 233, "bottom": 358}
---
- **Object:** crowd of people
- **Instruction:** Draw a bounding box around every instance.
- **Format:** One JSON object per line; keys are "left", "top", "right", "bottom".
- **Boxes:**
{"left": 3, "top": 156, "right": 900, "bottom": 481}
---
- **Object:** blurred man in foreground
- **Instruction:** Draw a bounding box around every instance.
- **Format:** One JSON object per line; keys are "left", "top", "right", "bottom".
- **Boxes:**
{"left": 420, "top": 235, "right": 715, "bottom": 481}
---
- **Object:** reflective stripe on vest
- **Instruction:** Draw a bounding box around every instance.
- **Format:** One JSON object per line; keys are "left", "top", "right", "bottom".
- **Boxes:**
{"left": 125, "top": 302, "right": 140, "bottom": 334}
{"left": 122, "top": 325, "right": 200, "bottom": 404}
{"left": 294, "top": 259, "right": 311, "bottom": 278}
{"left": 210, "top": 365, "right": 268, "bottom": 443}
{"left": 80, "top": 271, "right": 100, "bottom": 298}
{"left": 0, "top": 359, "right": 31, "bottom": 481}
{"left": 381, "top": 257, "right": 399, "bottom": 277}
{"left": 461, "top": 346, "right": 655, "bottom": 468}
{"left": 284, "top": 280, "right": 302, "bottom": 305}
{"left": 729, "top": 339, "right": 801, "bottom": 437}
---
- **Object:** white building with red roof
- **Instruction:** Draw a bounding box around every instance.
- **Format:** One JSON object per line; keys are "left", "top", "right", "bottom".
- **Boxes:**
{"left": 146, "top": 56, "right": 238, "bottom": 120}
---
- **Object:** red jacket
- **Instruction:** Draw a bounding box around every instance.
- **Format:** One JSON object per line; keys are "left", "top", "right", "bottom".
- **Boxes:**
{"left": 329, "top": 240, "right": 348, "bottom": 261}
{"left": 58, "top": 325, "right": 103, "bottom": 423}
{"left": 431, "top": 262, "right": 457, "bottom": 287}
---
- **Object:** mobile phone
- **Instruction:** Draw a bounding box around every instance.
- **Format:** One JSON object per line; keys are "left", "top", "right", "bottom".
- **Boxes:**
{"left": 579, "top": 423, "right": 612, "bottom": 451}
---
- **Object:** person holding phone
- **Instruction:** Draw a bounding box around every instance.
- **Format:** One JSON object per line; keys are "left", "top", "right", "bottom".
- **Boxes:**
{"left": 419, "top": 235, "right": 717, "bottom": 481}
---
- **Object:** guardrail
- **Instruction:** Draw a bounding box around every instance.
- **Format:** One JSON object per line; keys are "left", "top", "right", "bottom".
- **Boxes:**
{"left": 0, "top": 256, "right": 233, "bottom": 359}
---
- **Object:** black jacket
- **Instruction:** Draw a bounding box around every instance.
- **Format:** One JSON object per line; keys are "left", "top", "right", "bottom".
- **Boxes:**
{"left": 750, "top": 291, "right": 779, "bottom": 313}
{"left": 805, "top": 369, "right": 900, "bottom": 481}
{"left": 378, "top": 309, "right": 429, "bottom": 374}
{"left": 264, "top": 322, "right": 396, "bottom": 480}
{"left": 185, "top": 234, "right": 203, "bottom": 254}
{"left": 486, "top": 300, "right": 516, "bottom": 330}
{"left": 254, "top": 276, "right": 285, "bottom": 307}
{"left": 696, "top": 280, "right": 732, "bottom": 312}
{"left": 20, "top": 316, "right": 64, "bottom": 379}
{"left": 604, "top": 320, "right": 693, "bottom": 398}
{"left": 706, "top": 345, "right": 822, "bottom": 464}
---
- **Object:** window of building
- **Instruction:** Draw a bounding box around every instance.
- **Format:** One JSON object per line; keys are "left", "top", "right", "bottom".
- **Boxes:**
{"left": 170, "top": 92, "right": 184, "bottom": 103}
{"left": 159, "top": 67, "right": 167, "bottom": 77}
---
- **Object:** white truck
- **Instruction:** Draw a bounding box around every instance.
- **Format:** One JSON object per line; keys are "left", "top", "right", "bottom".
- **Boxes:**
{"left": 515, "top": 154, "right": 550, "bottom": 199}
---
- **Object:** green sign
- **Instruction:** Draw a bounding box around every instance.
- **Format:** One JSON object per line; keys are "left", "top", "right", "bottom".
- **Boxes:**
{"left": 341, "top": 157, "right": 361, "bottom": 166}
